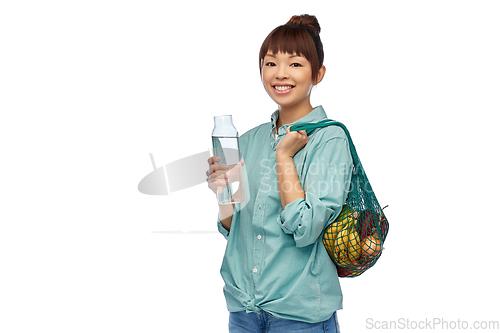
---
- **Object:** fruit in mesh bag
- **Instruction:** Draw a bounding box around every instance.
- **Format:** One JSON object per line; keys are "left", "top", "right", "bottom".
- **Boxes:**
{"left": 333, "top": 219, "right": 361, "bottom": 265}
{"left": 347, "top": 228, "right": 361, "bottom": 258}
{"left": 335, "top": 206, "right": 388, "bottom": 276}
{"left": 338, "top": 266, "right": 362, "bottom": 277}
{"left": 333, "top": 227, "right": 350, "bottom": 265}
{"left": 358, "top": 206, "right": 386, "bottom": 258}
{"left": 323, "top": 222, "right": 343, "bottom": 253}
{"left": 359, "top": 205, "right": 389, "bottom": 238}
{"left": 323, "top": 205, "right": 354, "bottom": 252}
{"left": 361, "top": 232, "right": 382, "bottom": 258}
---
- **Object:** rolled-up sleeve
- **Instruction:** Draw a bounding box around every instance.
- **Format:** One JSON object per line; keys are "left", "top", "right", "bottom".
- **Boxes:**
{"left": 277, "top": 137, "right": 353, "bottom": 248}
{"left": 217, "top": 217, "right": 230, "bottom": 239}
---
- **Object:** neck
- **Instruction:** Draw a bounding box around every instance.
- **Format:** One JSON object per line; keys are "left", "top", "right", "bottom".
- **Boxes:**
{"left": 276, "top": 101, "right": 314, "bottom": 129}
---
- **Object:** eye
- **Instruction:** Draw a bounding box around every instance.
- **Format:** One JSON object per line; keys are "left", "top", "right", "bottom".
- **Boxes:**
{"left": 265, "top": 62, "right": 276, "bottom": 67}
{"left": 291, "top": 63, "right": 302, "bottom": 67}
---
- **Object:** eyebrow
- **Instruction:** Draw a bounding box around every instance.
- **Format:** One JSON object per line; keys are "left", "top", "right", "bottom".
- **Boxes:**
{"left": 265, "top": 53, "right": 303, "bottom": 58}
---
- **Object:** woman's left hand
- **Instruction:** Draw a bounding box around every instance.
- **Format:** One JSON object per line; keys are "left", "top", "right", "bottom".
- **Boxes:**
{"left": 276, "top": 127, "right": 309, "bottom": 158}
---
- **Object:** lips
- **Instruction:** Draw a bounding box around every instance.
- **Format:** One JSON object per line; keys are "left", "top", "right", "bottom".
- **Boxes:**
{"left": 272, "top": 84, "right": 295, "bottom": 94}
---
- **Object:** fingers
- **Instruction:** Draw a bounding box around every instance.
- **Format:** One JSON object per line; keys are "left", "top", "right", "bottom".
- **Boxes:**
{"left": 207, "top": 178, "right": 229, "bottom": 194}
{"left": 296, "top": 130, "right": 308, "bottom": 140}
{"left": 206, "top": 156, "right": 245, "bottom": 195}
{"left": 286, "top": 127, "right": 307, "bottom": 136}
{"left": 207, "top": 156, "right": 220, "bottom": 165}
{"left": 207, "top": 157, "right": 246, "bottom": 177}
{"left": 206, "top": 166, "right": 230, "bottom": 180}
{"left": 206, "top": 159, "right": 230, "bottom": 194}
{"left": 206, "top": 156, "right": 229, "bottom": 177}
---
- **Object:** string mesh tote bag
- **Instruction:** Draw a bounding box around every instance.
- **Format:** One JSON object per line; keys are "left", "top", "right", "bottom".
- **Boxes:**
{"left": 290, "top": 119, "right": 389, "bottom": 277}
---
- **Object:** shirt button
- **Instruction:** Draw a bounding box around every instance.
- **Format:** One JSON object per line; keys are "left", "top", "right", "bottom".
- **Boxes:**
{"left": 253, "top": 267, "right": 258, "bottom": 273}
{"left": 257, "top": 235, "right": 262, "bottom": 240}
{"left": 258, "top": 205, "right": 262, "bottom": 210}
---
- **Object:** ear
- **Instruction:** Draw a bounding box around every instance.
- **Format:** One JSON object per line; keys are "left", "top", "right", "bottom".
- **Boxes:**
{"left": 314, "top": 65, "right": 326, "bottom": 85}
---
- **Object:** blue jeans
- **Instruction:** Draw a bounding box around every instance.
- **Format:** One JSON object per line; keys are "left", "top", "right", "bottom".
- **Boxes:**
{"left": 228, "top": 310, "right": 340, "bottom": 333}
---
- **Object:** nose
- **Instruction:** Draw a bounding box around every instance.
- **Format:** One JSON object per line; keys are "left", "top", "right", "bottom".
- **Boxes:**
{"left": 275, "top": 66, "right": 289, "bottom": 80}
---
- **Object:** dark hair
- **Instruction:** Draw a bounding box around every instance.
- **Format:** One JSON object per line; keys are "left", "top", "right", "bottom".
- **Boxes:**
{"left": 259, "top": 14, "right": 324, "bottom": 81}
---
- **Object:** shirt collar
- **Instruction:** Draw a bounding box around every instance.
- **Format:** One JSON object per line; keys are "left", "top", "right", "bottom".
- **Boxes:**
{"left": 270, "top": 105, "right": 328, "bottom": 135}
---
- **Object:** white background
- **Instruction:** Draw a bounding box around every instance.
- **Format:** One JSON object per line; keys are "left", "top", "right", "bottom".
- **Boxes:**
{"left": 1, "top": 1, "right": 499, "bottom": 332}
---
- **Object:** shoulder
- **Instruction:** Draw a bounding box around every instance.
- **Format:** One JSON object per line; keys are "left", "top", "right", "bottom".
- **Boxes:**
{"left": 308, "top": 122, "right": 350, "bottom": 148}
{"left": 304, "top": 122, "right": 353, "bottom": 165}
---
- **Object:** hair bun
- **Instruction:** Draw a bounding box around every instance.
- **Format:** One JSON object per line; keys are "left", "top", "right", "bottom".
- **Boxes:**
{"left": 286, "top": 14, "right": 320, "bottom": 34}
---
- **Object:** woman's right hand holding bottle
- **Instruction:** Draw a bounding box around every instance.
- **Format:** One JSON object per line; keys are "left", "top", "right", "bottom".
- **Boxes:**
{"left": 206, "top": 157, "right": 245, "bottom": 196}
{"left": 206, "top": 156, "right": 245, "bottom": 232}
{"left": 206, "top": 156, "right": 230, "bottom": 195}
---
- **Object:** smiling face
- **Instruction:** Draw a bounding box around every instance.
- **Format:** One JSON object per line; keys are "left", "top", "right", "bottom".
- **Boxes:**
{"left": 262, "top": 52, "right": 319, "bottom": 111}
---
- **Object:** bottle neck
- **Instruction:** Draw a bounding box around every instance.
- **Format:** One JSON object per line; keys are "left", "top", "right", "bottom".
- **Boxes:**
{"left": 214, "top": 115, "right": 233, "bottom": 127}
{"left": 213, "top": 115, "right": 238, "bottom": 137}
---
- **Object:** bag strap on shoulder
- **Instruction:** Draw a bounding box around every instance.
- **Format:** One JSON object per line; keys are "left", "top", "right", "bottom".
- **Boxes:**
{"left": 289, "top": 119, "right": 361, "bottom": 167}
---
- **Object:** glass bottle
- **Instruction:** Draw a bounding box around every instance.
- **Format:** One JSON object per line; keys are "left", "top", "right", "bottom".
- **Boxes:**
{"left": 212, "top": 115, "right": 244, "bottom": 205}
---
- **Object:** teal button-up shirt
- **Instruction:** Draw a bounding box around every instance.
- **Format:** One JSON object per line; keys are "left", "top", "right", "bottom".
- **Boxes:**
{"left": 217, "top": 105, "right": 353, "bottom": 323}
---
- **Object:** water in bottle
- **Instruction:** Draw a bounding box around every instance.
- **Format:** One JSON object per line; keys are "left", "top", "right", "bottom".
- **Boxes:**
{"left": 212, "top": 115, "right": 244, "bottom": 204}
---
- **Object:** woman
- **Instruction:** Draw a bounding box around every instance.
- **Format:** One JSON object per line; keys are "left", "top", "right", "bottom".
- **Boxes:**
{"left": 207, "top": 14, "right": 352, "bottom": 333}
